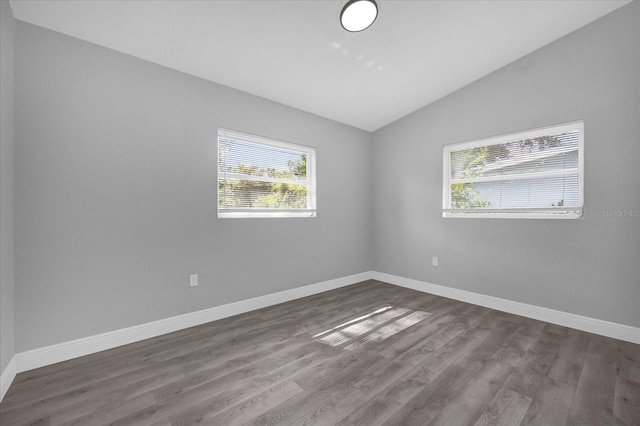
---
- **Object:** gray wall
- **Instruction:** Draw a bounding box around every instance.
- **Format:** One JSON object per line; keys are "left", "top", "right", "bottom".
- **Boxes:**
{"left": 1, "top": 0, "right": 16, "bottom": 374}
{"left": 14, "top": 23, "right": 372, "bottom": 351}
{"left": 7, "top": 2, "right": 639, "bottom": 357}
{"left": 372, "top": 2, "right": 640, "bottom": 327}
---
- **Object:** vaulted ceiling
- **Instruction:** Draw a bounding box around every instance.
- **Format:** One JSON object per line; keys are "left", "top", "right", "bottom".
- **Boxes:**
{"left": 8, "top": 0, "right": 630, "bottom": 131}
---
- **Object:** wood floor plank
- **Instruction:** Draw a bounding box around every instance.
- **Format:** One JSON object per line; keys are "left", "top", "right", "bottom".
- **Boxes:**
{"left": 248, "top": 353, "right": 381, "bottom": 425}
{"left": 395, "top": 310, "right": 522, "bottom": 369}
{"left": 614, "top": 341, "right": 640, "bottom": 425}
{"left": 247, "top": 386, "right": 366, "bottom": 426}
{"left": 473, "top": 388, "right": 532, "bottom": 426}
{"left": 98, "top": 345, "right": 333, "bottom": 426}
{"left": 413, "top": 304, "right": 491, "bottom": 353}
{"left": 617, "top": 341, "right": 640, "bottom": 384}
{"left": 290, "top": 349, "right": 376, "bottom": 392}
{"left": 547, "top": 327, "right": 590, "bottom": 387}
{"left": 428, "top": 360, "right": 513, "bottom": 426}
{"left": 380, "top": 316, "right": 524, "bottom": 426}
{"left": 497, "top": 325, "right": 576, "bottom": 425}
{"left": 379, "top": 298, "right": 468, "bottom": 359}
{"left": 491, "top": 318, "right": 547, "bottom": 367}
{"left": 8, "top": 303, "right": 270, "bottom": 387}
{"left": 375, "top": 297, "right": 468, "bottom": 359}
{"left": 334, "top": 397, "right": 402, "bottom": 426}
{"left": 46, "top": 335, "right": 326, "bottom": 424}
{"left": 1, "top": 280, "right": 638, "bottom": 426}
{"left": 371, "top": 309, "right": 526, "bottom": 424}
{"left": 518, "top": 375, "right": 574, "bottom": 426}
{"left": 613, "top": 375, "right": 640, "bottom": 426}
{"left": 59, "top": 393, "right": 158, "bottom": 426}
{"left": 382, "top": 359, "right": 511, "bottom": 426}
{"left": 395, "top": 320, "right": 491, "bottom": 372}
{"left": 152, "top": 339, "right": 332, "bottom": 404}
{"left": 9, "top": 333, "right": 315, "bottom": 421}
{"left": 568, "top": 335, "right": 622, "bottom": 425}
{"left": 2, "top": 312, "right": 290, "bottom": 411}
{"left": 2, "top": 324, "right": 304, "bottom": 420}
{"left": 173, "top": 380, "right": 303, "bottom": 426}
{"left": 381, "top": 364, "right": 478, "bottom": 425}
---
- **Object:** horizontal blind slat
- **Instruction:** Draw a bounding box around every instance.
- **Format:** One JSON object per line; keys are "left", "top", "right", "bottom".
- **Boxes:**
{"left": 451, "top": 168, "right": 579, "bottom": 184}
{"left": 219, "top": 173, "right": 309, "bottom": 186}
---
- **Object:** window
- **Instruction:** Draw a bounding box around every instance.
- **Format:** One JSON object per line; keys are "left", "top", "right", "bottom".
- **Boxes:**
{"left": 218, "top": 129, "right": 316, "bottom": 218}
{"left": 443, "top": 121, "right": 584, "bottom": 219}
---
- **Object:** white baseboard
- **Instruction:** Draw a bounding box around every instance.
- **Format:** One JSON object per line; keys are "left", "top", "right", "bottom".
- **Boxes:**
{"left": 4, "top": 268, "right": 637, "bottom": 404}
{"left": 371, "top": 271, "right": 640, "bottom": 344}
{"left": 14, "top": 271, "right": 373, "bottom": 375}
{"left": 0, "top": 355, "right": 17, "bottom": 402}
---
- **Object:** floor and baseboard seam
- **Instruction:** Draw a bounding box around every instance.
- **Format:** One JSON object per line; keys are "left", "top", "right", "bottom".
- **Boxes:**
{"left": 2, "top": 269, "right": 637, "bottom": 403}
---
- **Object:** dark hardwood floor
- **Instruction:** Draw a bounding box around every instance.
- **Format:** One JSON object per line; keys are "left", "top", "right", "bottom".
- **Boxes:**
{"left": 1, "top": 280, "right": 638, "bottom": 425}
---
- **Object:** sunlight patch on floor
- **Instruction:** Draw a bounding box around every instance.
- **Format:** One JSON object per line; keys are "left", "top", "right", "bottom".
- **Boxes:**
{"left": 317, "top": 307, "right": 411, "bottom": 347}
{"left": 312, "top": 305, "right": 393, "bottom": 339}
{"left": 344, "top": 311, "right": 431, "bottom": 352}
{"left": 314, "top": 306, "right": 431, "bottom": 351}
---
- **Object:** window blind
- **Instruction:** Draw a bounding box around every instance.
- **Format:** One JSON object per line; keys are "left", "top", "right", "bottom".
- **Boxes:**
{"left": 443, "top": 121, "right": 584, "bottom": 219}
{"left": 218, "top": 129, "right": 316, "bottom": 218}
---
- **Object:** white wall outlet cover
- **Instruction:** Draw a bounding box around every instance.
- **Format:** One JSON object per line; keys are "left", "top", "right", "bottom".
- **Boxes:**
{"left": 190, "top": 274, "right": 198, "bottom": 287}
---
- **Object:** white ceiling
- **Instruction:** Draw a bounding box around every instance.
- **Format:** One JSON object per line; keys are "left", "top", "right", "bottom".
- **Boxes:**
{"left": 8, "top": 0, "right": 630, "bottom": 132}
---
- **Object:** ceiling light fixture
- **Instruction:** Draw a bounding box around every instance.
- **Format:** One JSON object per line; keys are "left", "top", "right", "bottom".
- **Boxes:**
{"left": 340, "top": 0, "right": 378, "bottom": 32}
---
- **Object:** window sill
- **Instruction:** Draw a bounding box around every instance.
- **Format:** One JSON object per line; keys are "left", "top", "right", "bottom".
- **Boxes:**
{"left": 442, "top": 209, "right": 583, "bottom": 219}
{"left": 218, "top": 210, "right": 317, "bottom": 219}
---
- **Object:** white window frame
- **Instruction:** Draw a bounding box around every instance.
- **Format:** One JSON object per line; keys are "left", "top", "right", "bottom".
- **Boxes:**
{"left": 218, "top": 129, "right": 316, "bottom": 219}
{"left": 442, "top": 121, "right": 584, "bottom": 219}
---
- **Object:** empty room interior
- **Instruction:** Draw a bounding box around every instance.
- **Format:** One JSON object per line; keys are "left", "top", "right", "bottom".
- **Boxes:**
{"left": 0, "top": 0, "right": 639, "bottom": 425}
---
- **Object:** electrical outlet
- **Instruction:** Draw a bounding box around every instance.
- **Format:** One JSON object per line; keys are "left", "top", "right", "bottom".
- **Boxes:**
{"left": 432, "top": 257, "right": 438, "bottom": 266}
{"left": 190, "top": 274, "right": 198, "bottom": 287}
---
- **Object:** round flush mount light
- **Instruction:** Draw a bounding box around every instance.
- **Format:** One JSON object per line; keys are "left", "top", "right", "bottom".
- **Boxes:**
{"left": 340, "top": 0, "right": 378, "bottom": 32}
